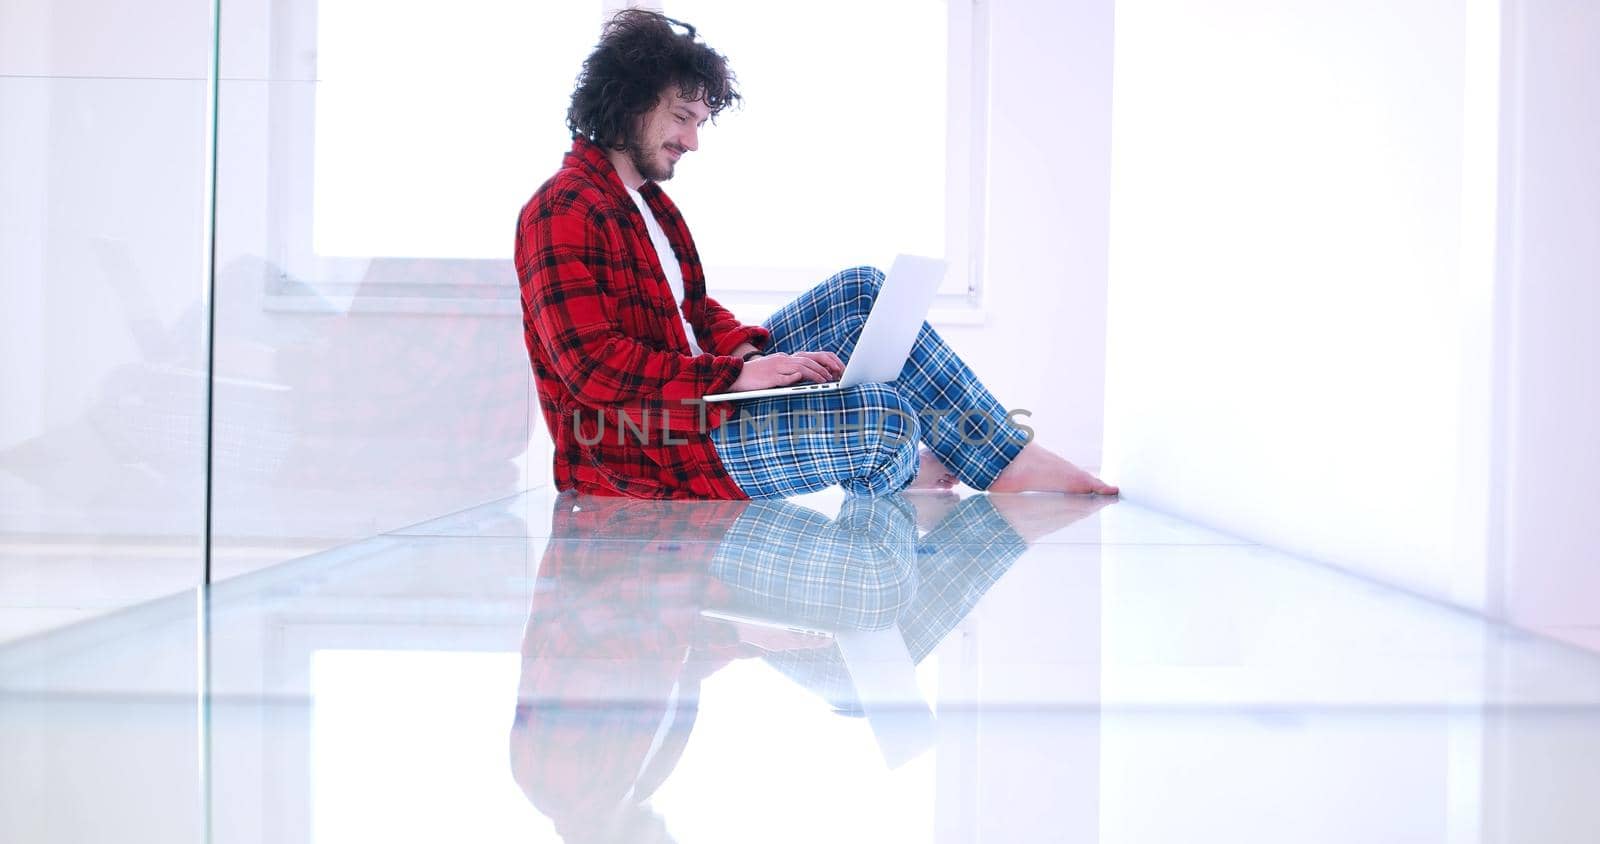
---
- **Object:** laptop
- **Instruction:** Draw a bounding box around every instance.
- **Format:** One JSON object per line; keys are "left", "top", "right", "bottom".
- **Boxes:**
{"left": 701, "top": 254, "right": 948, "bottom": 402}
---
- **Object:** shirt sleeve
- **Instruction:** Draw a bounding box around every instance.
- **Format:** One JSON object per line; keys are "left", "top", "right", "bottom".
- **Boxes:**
{"left": 519, "top": 206, "right": 744, "bottom": 427}
{"left": 695, "top": 295, "right": 772, "bottom": 357}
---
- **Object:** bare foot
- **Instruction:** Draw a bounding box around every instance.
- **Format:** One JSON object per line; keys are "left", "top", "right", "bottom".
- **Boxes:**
{"left": 904, "top": 447, "right": 959, "bottom": 492}
{"left": 987, "top": 443, "right": 1119, "bottom": 495}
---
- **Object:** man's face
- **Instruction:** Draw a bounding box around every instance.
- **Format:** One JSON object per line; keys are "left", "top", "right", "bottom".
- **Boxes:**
{"left": 626, "top": 89, "right": 711, "bottom": 183}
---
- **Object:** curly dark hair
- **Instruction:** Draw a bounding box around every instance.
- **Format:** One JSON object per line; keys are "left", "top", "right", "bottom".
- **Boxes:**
{"left": 566, "top": 9, "right": 742, "bottom": 151}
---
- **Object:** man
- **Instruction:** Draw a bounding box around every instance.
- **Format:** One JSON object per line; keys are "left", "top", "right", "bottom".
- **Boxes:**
{"left": 515, "top": 9, "right": 1118, "bottom": 500}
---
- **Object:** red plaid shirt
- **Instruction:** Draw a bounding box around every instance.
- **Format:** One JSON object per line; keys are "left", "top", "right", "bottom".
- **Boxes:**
{"left": 515, "top": 137, "right": 771, "bottom": 498}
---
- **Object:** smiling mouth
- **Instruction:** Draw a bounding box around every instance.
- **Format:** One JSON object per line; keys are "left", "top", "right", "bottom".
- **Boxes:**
{"left": 666, "top": 146, "right": 684, "bottom": 160}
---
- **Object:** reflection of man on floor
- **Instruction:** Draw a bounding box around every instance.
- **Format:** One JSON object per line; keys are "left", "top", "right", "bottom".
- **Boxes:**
{"left": 515, "top": 9, "right": 1119, "bottom": 499}
{"left": 508, "top": 491, "right": 1112, "bottom": 840}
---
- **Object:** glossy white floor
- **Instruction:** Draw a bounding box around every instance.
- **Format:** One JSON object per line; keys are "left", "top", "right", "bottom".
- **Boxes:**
{"left": 2, "top": 487, "right": 1598, "bottom": 844}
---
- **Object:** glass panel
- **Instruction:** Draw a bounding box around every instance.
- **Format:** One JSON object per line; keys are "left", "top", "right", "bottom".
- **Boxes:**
{"left": 205, "top": 0, "right": 596, "bottom": 581}
{"left": 0, "top": 1, "right": 210, "bottom": 838}
{"left": 0, "top": 4, "right": 209, "bottom": 644}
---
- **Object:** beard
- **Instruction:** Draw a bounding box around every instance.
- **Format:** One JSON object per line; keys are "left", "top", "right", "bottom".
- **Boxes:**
{"left": 626, "top": 143, "right": 672, "bottom": 183}
{"left": 626, "top": 139, "right": 676, "bottom": 183}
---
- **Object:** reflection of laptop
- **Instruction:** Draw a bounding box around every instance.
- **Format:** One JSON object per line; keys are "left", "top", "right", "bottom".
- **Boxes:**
{"left": 699, "top": 608, "right": 936, "bottom": 768}
{"left": 834, "top": 629, "right": 937, "bottom": 768}
{"left": 702, "top": 254, "right": 948, "bottom": 403}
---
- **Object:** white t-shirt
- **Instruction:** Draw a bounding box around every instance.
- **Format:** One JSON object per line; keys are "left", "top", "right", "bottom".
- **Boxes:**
{"left": 625, "top": 186, "right": 703, "bottom": 356}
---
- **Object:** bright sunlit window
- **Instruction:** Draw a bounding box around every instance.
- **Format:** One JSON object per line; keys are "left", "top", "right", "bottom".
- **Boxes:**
{"left": 307, "top": 0, "right": 979, "bottom": 298}
{"left": 657, "top": 0, "right": 951, "bottom": 289}
{"left": 312, "top": 0, "right": 600, "bottom": 261}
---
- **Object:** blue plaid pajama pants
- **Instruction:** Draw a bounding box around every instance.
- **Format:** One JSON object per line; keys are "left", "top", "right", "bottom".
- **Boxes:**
{"left": 709, "top": 266, "right": 1032, "bottom": 498}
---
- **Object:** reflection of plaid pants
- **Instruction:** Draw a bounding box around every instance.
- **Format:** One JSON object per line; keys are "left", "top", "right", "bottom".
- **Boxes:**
{"left": 709, "top": 495, "right": 922, "bottom": 630}
{"left": 710, "top": 494, "right": 1030, "bottom": 709}
{"left": 709, "top": 266, "right": 1032, "bottom": 498}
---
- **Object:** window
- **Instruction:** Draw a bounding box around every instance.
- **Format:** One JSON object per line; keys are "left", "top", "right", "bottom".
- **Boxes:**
{"left": 270, "top": 0, "right": 986, "bottom": 316}
{"left": 656, "top": 0, "right": 981, "bottom": 301}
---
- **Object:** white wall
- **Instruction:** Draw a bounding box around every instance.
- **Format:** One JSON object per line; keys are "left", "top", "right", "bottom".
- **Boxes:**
{"left": 1100, "top": 0, "right": 1600, "bottom": 651}
{"left": 937, "top": 0, "right": 1116, "bottom": 470}
{"left": 1102, "top": 0, "right": 1492, "bottom": 603}
{"left": 1491, "top": 0, "right": 1600, "bottom": 650}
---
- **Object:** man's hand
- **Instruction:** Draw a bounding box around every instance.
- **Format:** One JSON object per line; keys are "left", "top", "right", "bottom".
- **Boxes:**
{"left": 728, "top": 351, "right": 844, "bottom": 392}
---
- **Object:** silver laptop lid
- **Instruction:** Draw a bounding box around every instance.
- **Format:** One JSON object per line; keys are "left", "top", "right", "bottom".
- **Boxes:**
{"left": 838, "top": 254, "right": 949, "bottom": 387}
